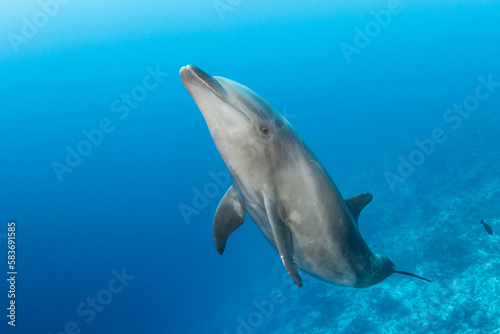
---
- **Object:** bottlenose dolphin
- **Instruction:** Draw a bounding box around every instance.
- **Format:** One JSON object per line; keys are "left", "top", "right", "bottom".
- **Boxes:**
{"left": 179, "top": 65, "right": 431, "bottom": 288}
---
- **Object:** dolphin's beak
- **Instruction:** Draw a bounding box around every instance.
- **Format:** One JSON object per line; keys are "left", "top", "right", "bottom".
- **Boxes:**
{"left": 180, "top": 65, "right": 229, "bottom": 101}
{"left": 393, "top": 267, "right": 432, "bottom": 283}
{"left": 179, "top": 65, "right": 251, "bottom": 126}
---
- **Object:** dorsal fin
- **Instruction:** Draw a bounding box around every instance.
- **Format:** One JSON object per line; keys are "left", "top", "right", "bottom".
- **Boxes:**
{"left": 345, "top": 193, "right": 373, "bottom": 225}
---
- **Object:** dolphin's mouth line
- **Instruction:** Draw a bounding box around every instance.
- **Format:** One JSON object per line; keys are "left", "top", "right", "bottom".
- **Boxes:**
{"left": 187, "top": 67, "right": 251, "bottom": 123}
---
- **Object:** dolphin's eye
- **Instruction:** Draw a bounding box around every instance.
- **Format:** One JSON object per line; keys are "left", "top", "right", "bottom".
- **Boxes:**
{"left": 260, "top": 125, "right": 271, "bottom": 136}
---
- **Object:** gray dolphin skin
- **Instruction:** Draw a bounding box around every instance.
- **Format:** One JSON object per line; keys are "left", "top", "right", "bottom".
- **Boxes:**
{"left": 179, "top": 65, "right": 431, "bottom": 288}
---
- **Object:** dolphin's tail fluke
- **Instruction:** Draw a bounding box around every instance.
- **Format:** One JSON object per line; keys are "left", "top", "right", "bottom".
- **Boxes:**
{"left": 393, "top": 267, "right": 432, "bottom": 282}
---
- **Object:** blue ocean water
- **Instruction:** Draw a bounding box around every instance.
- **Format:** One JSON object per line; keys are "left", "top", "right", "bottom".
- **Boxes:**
{"left": 1, "top": 0, "right": 500, "bottom": 333}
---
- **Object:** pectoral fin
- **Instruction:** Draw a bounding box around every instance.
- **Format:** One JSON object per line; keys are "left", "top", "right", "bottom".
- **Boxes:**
{"left": 213, "top": 186, "right": 245, "bottom": 255}
{"left": 345, "top": 192, "right": 373, "bottom": 225}
{"left": 264, "top": 197, "right": 303, "bottom": 287}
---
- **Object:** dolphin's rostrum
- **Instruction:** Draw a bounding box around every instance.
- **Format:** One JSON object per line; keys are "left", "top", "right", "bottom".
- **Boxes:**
{"left": 180, "top": 65, "right": 431, "bottom": 288}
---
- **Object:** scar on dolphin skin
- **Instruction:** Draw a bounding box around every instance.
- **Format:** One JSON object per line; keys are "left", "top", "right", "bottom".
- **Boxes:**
{"left": 180, "top": 64, "right": 431, "bottom": 288}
